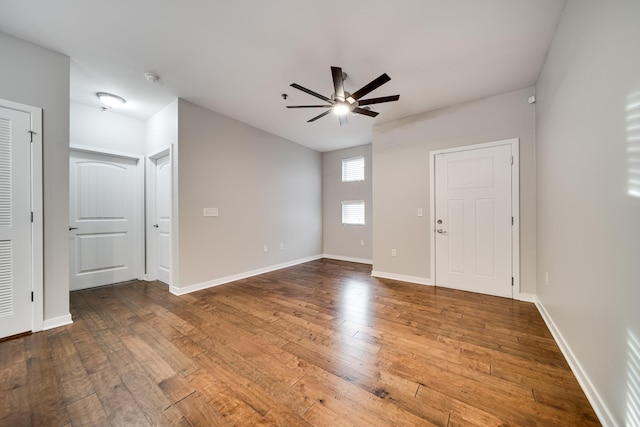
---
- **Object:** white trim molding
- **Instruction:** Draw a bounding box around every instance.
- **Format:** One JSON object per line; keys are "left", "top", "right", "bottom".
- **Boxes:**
{"left": 170, "top": 255, "right": 323, "bottom": 296}
{"left": 371, "top": 271, "right": 433, "bottom": 286}
{"left": 43, "top": 313, "right": 73, "bottom": 331}
{"left": 69, "top": 143, "right": 144, "bottom": 161}
{"left": 322, "top": 254, "right": 373, "bottom": 265}
{"left": 518, "top": 293, "right": 536, "bottom": 303}
{"left": 535, "top": 297, "right": 616, "bottom": 427}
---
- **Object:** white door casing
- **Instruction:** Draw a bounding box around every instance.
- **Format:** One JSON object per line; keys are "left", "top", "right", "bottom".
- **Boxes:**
{"left": 0, "top": 102, "right": 42, "bottom": 338}
{"left": 432, "top": 140, "right": 518, "bottom": 298}
{"left": 152, "top": 152, "right": 171, "bottom": 284}
{"left": 69, "top": 150, "right": 141, "bottom": 291}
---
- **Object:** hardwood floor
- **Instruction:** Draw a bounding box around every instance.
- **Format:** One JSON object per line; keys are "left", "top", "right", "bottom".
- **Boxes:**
{"left": 0, "top": 259, "right": 599, "bottom": 426}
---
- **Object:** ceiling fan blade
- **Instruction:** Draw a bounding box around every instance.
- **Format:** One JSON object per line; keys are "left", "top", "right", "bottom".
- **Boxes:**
{"left": 286, "top": 105, "right": 332, "bottom": 108}
{"left": 308, "top": 110, "right": 333, "bottom": 122}
{"left": 290, "top": 83, "right": 332, "bottom": 103}
{"left": 350, "top": 73, "right": 391, "bottom": 100}
{"left": 331, "top": 66, "right": 345, "bottom": 100}
{"left": 353, "top": 107, "right": 379, "bottom": 118}
{"left": 339, "top": 114, "right": 348, "bottom": 126}
{"left": 357, "top": 95, "right": 400, "bottom": 106}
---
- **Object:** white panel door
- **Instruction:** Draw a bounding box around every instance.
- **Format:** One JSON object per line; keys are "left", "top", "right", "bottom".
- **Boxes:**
{"left": 0, "top": 107, "right": 32, "bottom": 338}
{"left": 69, "top": 151, "right": 138, "bottom": 290}
{"left": 153, "top": 154, "right": 171, "bottom": 284}
{"left": 434, "top": 144, "right": 512, "bottom": 298}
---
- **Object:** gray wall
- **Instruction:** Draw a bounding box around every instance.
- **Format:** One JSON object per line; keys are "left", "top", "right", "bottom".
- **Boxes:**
{"left": 371, "top": 87, "right": 537, "bottom": 295}
{"left": 175, "top": 99, "right": 322, "bottom": 288}
{"left": 322, "top": 144, "right": 373, "bottom": 263}
{"left": 0, "top": 32, "right": 70, "bottom": 321}
{"left": 146, "top": 100, "right": 178, "bottom": 155}
{"left": 70, "top": 102, "right": 146, "bottom": 154}
{"left": 536, "top": 0, "right": 640, "bottom": 424}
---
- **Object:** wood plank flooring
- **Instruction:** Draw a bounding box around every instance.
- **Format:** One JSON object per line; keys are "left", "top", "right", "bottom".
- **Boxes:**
{"left": 0, "top": 259, "right": 600, "bottom": 426}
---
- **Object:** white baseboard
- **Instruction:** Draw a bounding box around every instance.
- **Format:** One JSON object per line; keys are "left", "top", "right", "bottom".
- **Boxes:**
{"left": 170, "top": 255, "right": 323, "bottom": 296}
{"left": 534, "top": 297, "right": 615, "bottom": 427}
{"left": 42, "top": 313, "right": 73, "bottom": 331}
{"left": 371, "top": 270, "right": 433, "bottom": 286}
{"left": 518, "top": 293, "right": 536, "bottom": 303}
{"left": 322, "top": 254, "right": 373, "bottom": 265}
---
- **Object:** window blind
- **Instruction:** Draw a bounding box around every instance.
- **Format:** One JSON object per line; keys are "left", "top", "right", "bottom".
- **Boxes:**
{"left": 342, "top": 156, "right": 365, "bottom": 182}
{"left": 342, "top": 201, "right": 365, "bottom": 225}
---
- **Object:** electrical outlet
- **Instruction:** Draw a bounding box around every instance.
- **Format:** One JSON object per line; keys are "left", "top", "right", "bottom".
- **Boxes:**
{"left": 203, "top": 207, "right": 218, "bottom": 217}
{"left": 545, "top": 272, "right": 549, "bottom": 285}
{"left": 263, "top": 245, "right": 268, "bottom": 253}
{"left": 391, "top": 249, "right": 397, "bottom": 257}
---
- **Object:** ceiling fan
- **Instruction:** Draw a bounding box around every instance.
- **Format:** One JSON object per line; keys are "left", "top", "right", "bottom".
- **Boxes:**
{"left": 287, "top": 66, "right": 400, "bottom": 126}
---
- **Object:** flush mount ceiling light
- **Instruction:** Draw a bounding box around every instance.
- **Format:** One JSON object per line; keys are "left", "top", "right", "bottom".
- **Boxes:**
{"left": 97, "top": 92, "right": 126, "bottom": 109}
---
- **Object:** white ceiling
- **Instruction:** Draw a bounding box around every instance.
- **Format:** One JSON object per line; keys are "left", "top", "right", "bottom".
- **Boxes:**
{"left": 0, "top": 0, "right": 564, "bottom": 152}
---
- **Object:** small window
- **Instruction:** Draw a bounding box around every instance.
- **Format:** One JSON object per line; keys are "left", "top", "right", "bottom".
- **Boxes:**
{"left": 342, "top": 201, "right": 365, "bottom": 225}
{"left": 342, "top": 156, "right": 365, "bottom": 182}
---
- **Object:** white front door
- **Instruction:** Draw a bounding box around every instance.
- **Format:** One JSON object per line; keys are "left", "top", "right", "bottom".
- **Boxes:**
{"left": 0, "top": 106, "right": 32, "bottom": 338}
{"left": 69, "top": 150, "right": 139, "bottom": 291}
{"left": 434, "top": 143, "right": 513, "bottom": 298}
{"left": 153, "top": 153, "right": 171, "bottom": 284}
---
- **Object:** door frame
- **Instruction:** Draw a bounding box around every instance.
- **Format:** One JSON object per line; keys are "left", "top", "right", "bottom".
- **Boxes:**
{"left": 429, "top": 138, "right": 520, "bottom": 299}
{"left": 145, "top": 146, "right": 172, "bottom": 285}
{"left": 0, "top": 99, "right": 43, "bottom": 332}
{"left": 69, "top": 144, "right": 145, "bottom": 282}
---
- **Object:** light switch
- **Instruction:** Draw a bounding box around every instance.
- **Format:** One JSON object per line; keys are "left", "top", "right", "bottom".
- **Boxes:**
{"left": 203, "top": 208, "right": 218, "bottom": 217}
{"left": 417, "top": 208, "right": 424, "bottom": 217}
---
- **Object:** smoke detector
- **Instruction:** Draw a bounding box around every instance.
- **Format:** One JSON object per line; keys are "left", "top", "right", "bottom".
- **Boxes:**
{"left": 144, "top": 72, "right": 160, "bottom": 84}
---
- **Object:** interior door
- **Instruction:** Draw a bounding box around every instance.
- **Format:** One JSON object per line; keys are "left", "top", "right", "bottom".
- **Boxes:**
{"left": 153, "top": 153, "right": 171, "bottom": 284}
{"left": 0, "top": 106, "right": 32, "bottom": 338}
{"left": 434, "top": 144, "right": 513, "bottom": 298}
{"left": 69, "top": 150, "right": 139, "bottom": 291}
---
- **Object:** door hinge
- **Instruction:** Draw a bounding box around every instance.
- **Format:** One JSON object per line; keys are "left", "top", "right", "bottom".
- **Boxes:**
{"left": 510, "top": 155, "right": 514, "bottom": 165}
{"left": 30, "top": 212, "right": 34, "bottom": 222}
{"left": 31, "top": 292, "right": 34, "bottom": 302}
{"left": 512, "top": 216, "right": 514, "bottom": 225}
{"left": 511, "top": 277, "right": 514, "bottom": 286}
{"left": 28, "top": 130, "right": 35, "bottom": 143}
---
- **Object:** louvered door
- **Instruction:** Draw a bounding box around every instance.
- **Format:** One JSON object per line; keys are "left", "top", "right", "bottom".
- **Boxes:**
{"left": 0, "top": 106, "right": 32, "bottom": 338}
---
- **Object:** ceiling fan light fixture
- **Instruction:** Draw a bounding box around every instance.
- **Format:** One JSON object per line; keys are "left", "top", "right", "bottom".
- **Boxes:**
{"left": 288, "top": 66, "right": 399, "bottom": 125}
{"left": 97, "top": 92, "right": 126, "bottom": 109}
{"left": 333, "top": 103, "right": 350, "bottom": 116}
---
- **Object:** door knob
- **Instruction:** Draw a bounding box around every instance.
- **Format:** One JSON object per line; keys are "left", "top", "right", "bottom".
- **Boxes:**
{"left": 153, "top": 224, "right": 159, "bottom": 228}
{"left": 69, "top": 227, "right": 78, "bottom": 231}
{"left": 437, "top": 228, "right": 447, "bottom": 234}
